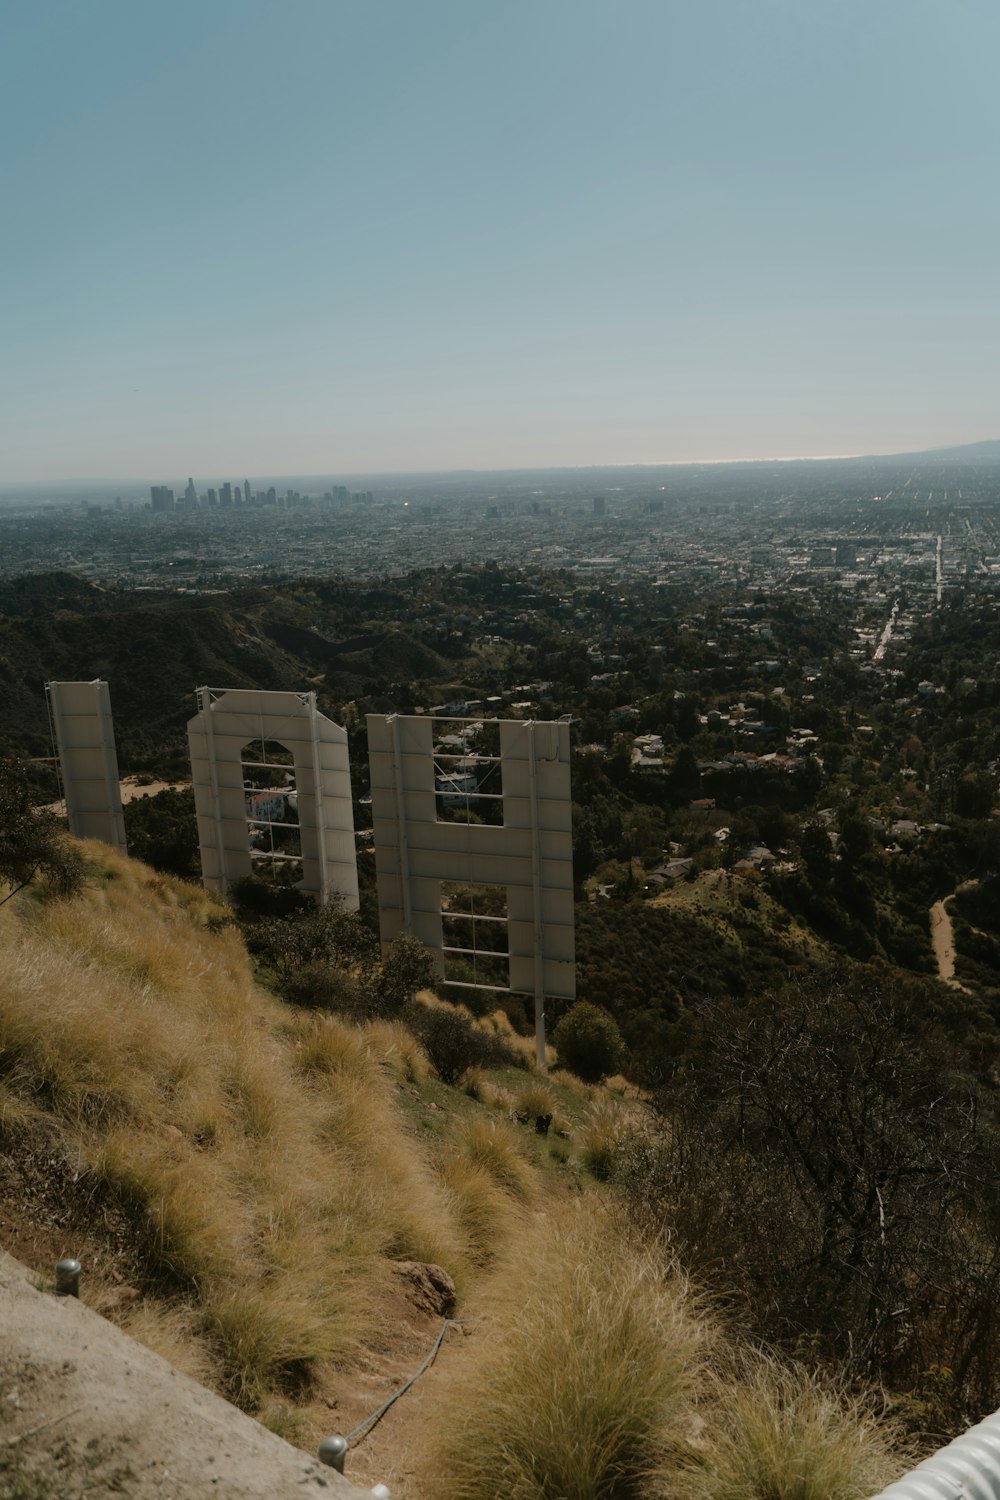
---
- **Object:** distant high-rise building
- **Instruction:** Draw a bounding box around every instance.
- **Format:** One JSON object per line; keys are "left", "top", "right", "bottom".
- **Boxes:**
{"left": 243, "top": 479, "right": 251, "bottom": 505}
{"left": 185, "top": 477, "right": 197, "bottom": 506}
{"left": 220, "top": 482, "right": 232, "bottom": 507}
{"left": 266, "top": 486, "right": 277, "bottom": 505}
{"left": 207, "top": 488, "right": 218, "bottom": 506}
{"left": 150, "top": 485, "right": 174, "bottom": 512}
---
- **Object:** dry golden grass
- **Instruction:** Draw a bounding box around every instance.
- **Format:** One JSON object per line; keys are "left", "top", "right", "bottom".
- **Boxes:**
{"left": 0, "top": 846, "right": 470, "bottom": 1407}
{"left": 513, "top": 1079, "right": 556, "bottom": 1118}
{"left": 602, "top": 1072, "right": 642, "bottom": 1098}
{"left": 257, "top": 1394, "right": 314, "bottom": 1446}
{"left": 204, "top": 1283, "right": 348, "bottom": 1407}
{"left": 437, "top": 1112, "right": 540, "bottom": 1268}
{"left": 0, "top": 1082, "right": 38, "bottom": 1132}
{"left": 682, "top": 1355, "right": 905, "bottom": 1500}
{"left": 448, "top": 1115, "right": 537, "bottom": 1202}
{"left": 0, "top": 843, "right": 912, "bottom": 1497}
{"left": 481, "top": 1007, "right": 556, "bottom": 1068}
{"left": 578, "top": 1095, "right": 635, "bottom": 1180}
{"left": 291, "top": 1011, "right": 375, "bottom": 1079}
{"left": 112, "top": 1300, "right": 217, "bottom": 1386}
{"left": 459, "top": 1066, "right": 490, "bottom": 1101}
{"left": 363, "top": 1017, "right": 431, "bottom": 1083}
{"left": 458, "top": 1068, "right": 516, "bottom": 1115}
{"left": 485, "top": 1081, "right": 516, "bottom": 1114}
{"left": 439, "top": 1154, "right": 521, "bottom": 1267}
{"left": 421, "top": 1202, "right": 712, "bottom": 1500}
{"left": 549, "top": 1065, "right": 593, "bottom": 1096}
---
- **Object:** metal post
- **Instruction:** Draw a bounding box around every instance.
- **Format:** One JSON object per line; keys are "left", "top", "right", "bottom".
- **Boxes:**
{"left": 55, "top": 1258, "right": 81, "bottom": 1297}
{"left": 526, "top": 722, "right": 547, "bottom": 1069}
{"left": 318, "top": 1436, "right": 348, "bottom": 1473}
{"left": 43, "top": 683, "right": 64, "bottom": 806}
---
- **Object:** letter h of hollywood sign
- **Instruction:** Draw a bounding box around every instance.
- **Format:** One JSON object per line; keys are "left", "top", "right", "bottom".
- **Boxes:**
{"left": 366, "top": 714, "right": 576, "bottom": 1021}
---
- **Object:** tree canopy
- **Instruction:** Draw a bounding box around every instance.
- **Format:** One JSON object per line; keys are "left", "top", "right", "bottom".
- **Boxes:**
{"left": 0, "top": 759, "right": 84, "bottom": 905}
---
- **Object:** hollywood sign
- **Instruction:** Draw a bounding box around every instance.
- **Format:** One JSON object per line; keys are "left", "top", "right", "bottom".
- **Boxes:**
{"left": 46, "top": 682, "right": 575, "bottom": 1051}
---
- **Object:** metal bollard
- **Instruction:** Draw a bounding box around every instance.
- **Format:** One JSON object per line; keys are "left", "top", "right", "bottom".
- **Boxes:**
{"left": 318, "top": 1435, "right": 348, "bottom": 1474}
{"left": 55, "top": 1258, "right": 81, "bottom": 1297}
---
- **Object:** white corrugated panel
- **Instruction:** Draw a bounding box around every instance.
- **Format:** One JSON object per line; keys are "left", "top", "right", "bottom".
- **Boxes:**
{"left": 870, "top": 1411, "right": 1000, "bottom": 1499}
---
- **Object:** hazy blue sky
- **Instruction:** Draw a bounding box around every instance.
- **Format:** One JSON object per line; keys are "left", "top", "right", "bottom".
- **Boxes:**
{"left": 3, "top": 0, "right": 998, "bottom": 481}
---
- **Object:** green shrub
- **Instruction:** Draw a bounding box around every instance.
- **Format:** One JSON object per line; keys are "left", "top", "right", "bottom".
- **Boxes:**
{"left": 369, "top": 933, "right": 436, "bottom": 1013}
{"left": 553, "top": 1001, "right": 625, "bottom": 1082}
{"left": 0, "top": 758, "right": 84, "bottom": 906}
{"left": 280, "top": 963, "right": 365, "bottom": 1014}
{"left": 122, "top": 786, "right": 200, "bottom": 880}
{"left": 409, "top": 1005, "right": 517, "bottom": 1085}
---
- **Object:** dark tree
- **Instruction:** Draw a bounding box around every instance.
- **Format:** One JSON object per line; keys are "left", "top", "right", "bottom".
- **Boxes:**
{"left": 633, "top": 973, "right": 1000, "bottom": 1420}
{"left": 553, "top": 1000, "right": 626, "bottom": 1082}
{"left": 0, "top": 759, "right": 84, "bottom": 906}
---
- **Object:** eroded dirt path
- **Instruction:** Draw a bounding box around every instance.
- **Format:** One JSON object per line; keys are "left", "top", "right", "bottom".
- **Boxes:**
{"left": 929, "top": 898, "right": 962, "bottom": 988}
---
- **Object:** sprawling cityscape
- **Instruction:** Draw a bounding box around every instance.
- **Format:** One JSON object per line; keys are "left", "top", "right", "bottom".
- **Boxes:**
{"left": 5, "top": 454, "right": 1000, "bottom": 593}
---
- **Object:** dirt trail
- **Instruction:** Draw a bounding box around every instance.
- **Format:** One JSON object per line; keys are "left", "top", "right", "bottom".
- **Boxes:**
{"left": 0, "top": 1249, "right": 370, "bottom": 1500}
{"left": 929, "top": 880, "right": 984, "bottom": 993}
{"left": 929, "top": 899, "right": 962, "bottom": 989}
{"left": 333, "top": 1316, "right": 471, "bottom": 1498}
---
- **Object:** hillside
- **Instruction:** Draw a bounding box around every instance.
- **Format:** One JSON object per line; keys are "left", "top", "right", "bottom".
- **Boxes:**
{"left": 0, "top": 840, "right": 922, "bottom": 1499}
{"left": 0, "top": 575, "right": 468, "bottom": 773}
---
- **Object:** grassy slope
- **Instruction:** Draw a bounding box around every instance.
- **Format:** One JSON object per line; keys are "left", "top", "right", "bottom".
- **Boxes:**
{"left": 0, "top": 845, "right": 602, "bottom": 1418}
{"left": 0, "top": 847, "right": 909, "bottom": 1497}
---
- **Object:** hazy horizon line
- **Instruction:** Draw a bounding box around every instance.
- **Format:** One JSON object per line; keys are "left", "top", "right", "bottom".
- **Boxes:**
{"left": 0, "top": 450, "right": 925, "bottom": 491}
{"left": 4, "top": 437, "right": 999, "bottom": 491}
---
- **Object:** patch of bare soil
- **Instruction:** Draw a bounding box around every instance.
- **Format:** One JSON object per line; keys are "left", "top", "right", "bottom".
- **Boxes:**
{"left": 310, "top": 1263, "right": 465, "bottom": 1499}
{"left": 929, "top": 897, "right": 968, "bottom": 991}
{"left": 119, "top": 778, "right": 187, "bottom": 805}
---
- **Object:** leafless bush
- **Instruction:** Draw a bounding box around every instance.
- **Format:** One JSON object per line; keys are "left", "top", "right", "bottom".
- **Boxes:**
{"left": 624, "top": 973, "right": 1000, "bottom": 1427}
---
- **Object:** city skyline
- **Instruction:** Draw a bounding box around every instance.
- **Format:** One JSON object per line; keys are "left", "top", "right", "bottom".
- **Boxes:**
{"left": 3, "top": 0, "right": 999, "bottom": 482}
